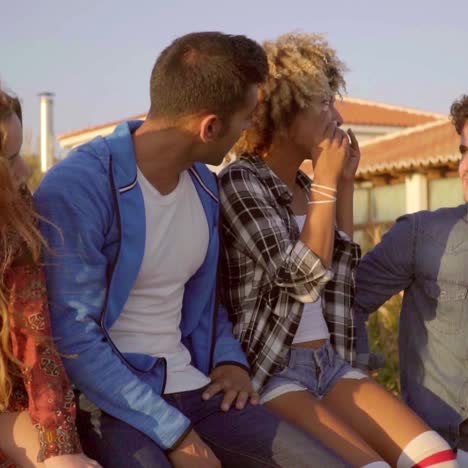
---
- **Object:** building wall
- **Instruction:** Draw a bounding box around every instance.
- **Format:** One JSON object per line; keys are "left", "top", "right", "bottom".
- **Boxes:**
{"left": 353, "top": 173, "right": 465, "bottom": 249}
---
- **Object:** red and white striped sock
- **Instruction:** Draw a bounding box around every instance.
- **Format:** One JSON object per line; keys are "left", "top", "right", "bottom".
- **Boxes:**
{"left": 396, "top": 431, "right": 458, "bottom": 468}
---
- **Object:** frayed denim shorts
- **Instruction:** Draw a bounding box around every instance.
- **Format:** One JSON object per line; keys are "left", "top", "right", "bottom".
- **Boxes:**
{"left": 260, "top": 341, "right": 366, "bottom": 404}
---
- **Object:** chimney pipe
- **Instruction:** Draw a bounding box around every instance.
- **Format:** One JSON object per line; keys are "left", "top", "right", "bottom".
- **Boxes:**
{"left": 38, "top": 92, "right": 55, "bottom": 173}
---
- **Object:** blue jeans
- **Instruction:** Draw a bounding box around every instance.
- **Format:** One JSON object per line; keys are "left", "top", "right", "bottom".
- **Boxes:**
{"left": 76, "top": 388, "right": 347, "bottom": 467}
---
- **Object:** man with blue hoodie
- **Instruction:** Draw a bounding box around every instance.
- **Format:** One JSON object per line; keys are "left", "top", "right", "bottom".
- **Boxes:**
{"left": 35, "top": 32, "right": 345, "bottom": 468}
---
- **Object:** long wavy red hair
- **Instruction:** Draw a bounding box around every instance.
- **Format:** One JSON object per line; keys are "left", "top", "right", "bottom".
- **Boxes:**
{"left": 0, "top": 88, "right": 46, "bottom": 410}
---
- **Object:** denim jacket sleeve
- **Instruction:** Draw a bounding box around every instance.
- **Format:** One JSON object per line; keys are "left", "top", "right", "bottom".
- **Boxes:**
{"left": 34, "top": 161, "right": 191, "bottom": 451}
{"left": 354, "top": 214, "right": 416, "bottom": 360}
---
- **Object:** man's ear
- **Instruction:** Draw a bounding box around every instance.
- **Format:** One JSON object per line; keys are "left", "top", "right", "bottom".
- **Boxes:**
{"left": 199, "top": 114, "right": 223, "bottom": 142}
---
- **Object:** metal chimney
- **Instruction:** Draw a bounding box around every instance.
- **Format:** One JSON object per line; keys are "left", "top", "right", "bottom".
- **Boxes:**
{"left": 38, "top": 92, "right": 55, "bottom": 173}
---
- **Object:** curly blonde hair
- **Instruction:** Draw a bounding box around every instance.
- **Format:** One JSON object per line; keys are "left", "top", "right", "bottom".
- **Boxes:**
{"left": 234, "top": 33, "right": 347, "bottom": 156}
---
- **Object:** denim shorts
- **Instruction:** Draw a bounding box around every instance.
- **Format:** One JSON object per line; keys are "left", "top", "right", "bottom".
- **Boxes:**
{"left": 260, "top": 341, "right": 366, "bottom": 404}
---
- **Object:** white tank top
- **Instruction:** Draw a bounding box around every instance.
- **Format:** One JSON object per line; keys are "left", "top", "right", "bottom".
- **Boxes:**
{"left": 291, "top": 215, "right": 330, "bottom": 344}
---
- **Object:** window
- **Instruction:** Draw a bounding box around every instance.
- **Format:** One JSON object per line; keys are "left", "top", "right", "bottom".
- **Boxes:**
{"left": 371, "top": 184, "right": 406, "bottom": 223}
{"left": 429, "top": 177, "right": 464, "bottom": 210}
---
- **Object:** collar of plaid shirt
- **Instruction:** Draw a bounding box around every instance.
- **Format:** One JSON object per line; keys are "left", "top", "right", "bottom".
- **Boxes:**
{"left": 219, "top": 154, "right": 360, "bottom": 391}
{"left": 241, "top": 153, "right": 311, "bottom": 206}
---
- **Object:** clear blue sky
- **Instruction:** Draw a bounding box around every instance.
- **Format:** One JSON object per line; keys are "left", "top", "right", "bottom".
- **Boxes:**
{"left": 1, "top": 0, "right": 466, "bottom": 150}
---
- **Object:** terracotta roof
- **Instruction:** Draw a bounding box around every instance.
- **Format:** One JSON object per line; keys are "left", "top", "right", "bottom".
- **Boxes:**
{"left": 358, "top": 118, "right": 460, "bottom": 176}
{"left": 58, "top": 97, "right": 445, "bottom": 141}
{"left": 336, "top": 97, "right": 444, "bottom": 127}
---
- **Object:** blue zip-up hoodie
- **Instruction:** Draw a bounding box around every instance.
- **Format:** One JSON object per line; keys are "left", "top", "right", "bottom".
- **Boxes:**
{"left": 34, "top": 121, "right": 249, "bottom": 450}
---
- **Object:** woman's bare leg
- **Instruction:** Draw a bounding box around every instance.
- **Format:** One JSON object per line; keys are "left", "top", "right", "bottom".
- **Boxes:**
{"left": 265, "top": 390, "right": 385, "bottom": 466}
{"left": 0, "top": 411, "right": 44, "bottom": 467}
{"left": 322, "top": 378, "right": 433, "bottom": 466}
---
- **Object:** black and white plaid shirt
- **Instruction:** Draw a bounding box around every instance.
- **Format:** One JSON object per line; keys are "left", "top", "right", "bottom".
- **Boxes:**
{"left": 219, "top": 154, "right": 361, "bottom": 390}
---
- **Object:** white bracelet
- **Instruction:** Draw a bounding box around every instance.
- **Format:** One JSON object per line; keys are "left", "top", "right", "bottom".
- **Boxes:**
{"left": 310, "top": 187, "right": 336, "bottom": 200}
{"left": 307, "top": 198, "right": 337, "bottom": 205}
{"left": 310, "top": 183, "right": 337, "bottom": 193}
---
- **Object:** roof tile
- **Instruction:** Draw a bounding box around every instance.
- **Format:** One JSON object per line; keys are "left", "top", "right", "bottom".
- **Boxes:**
{"left": 358, "top": 119, "right": 460, "bottom": 175}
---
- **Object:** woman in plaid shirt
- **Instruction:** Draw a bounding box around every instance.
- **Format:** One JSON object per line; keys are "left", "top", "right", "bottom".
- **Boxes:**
{"left": 219, "top": 33, "right": 456, "bottom": 467}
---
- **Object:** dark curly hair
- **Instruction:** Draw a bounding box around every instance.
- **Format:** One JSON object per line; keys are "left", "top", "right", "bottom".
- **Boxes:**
{"left": 449, "top": 95, "right": 468, "bottom": 135}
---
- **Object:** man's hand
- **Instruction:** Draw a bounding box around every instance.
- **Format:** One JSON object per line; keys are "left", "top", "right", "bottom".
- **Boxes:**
{"left": 202, "top": 364, "right": 259, "bottom": 411}
{"left": 168, "top": 429, "right": 221, "bottom": 468}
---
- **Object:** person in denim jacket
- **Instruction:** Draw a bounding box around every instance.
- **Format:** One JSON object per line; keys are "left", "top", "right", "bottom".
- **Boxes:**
{"left": 355, "top": 95, "right": 468, "bottom": 464}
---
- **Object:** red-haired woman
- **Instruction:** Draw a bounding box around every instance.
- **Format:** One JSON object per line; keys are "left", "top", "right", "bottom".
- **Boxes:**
{"left": 0, "top": 88, "right": 100, "bottom": 467}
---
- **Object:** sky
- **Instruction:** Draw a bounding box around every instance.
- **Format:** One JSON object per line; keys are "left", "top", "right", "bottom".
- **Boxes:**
{"left": 1, "top": 0, "right": 467, "bottom": 152}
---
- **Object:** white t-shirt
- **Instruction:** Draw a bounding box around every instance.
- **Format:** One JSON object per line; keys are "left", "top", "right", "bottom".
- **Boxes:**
{"left": 110, "top": 168, "right": 211, "bottom": 394}
{"left": 291, "top": 215, "right": 330, "bottom": 344}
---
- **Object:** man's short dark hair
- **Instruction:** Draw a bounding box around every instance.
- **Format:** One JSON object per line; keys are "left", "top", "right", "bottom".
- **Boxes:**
{"left": 149, "top": 32, "right": 268, "bottom": 120}
{"left": 450, "top": 95, "right": 468, "bottom": 135}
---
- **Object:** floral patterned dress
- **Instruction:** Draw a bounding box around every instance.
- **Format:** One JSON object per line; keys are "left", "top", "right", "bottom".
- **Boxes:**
{"left": 0, "top": 264, "right": 81, "bottom": 467}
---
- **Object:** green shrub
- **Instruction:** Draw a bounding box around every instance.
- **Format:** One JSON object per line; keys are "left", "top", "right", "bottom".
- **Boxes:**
{"left": 367, "top": 293, "right": 402, "bottom": 396}
{"left": 361, "top": 224, "right": 402, "bottom": 396}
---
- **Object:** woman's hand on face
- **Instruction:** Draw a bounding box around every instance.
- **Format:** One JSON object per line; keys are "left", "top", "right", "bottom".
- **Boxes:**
{"left": 340, "top": 128, "right": 361, "bottom": 184}
{"left": 313, "top": 121, "right": 349, "bottom": 187}
{"left": 44, "top": 453, "right": 103, "bottom": 468}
